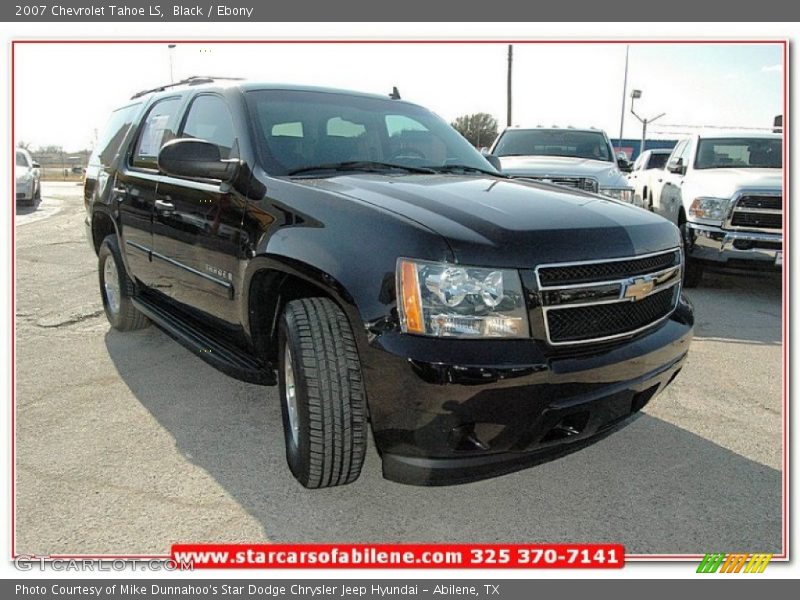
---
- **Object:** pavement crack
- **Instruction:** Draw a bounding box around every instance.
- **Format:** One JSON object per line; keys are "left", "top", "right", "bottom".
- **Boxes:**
{"left": 36, "top": 309, "right": 105, "bottom": 328}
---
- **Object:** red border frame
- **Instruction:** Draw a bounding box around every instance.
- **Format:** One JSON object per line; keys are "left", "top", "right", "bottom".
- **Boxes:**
{"left": 10, "top": 38, "right": 790, "bottom": 564}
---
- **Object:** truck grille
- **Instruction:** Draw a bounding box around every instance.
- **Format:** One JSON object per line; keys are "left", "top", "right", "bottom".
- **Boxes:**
{"left": 730, "top": 212, "right": 782, "bottom": 229}
{"left": 538, "top": 250, "right": 680, "bottom": 286}
{"left": 525, "top": 176, "right": 598, "bottom": 193}
{"left": 534, "top": 248, "right": 682, "bottom": 346}
{"left": 547, "top": 287, "right": 678, "bottom": 344}
{"left": 728, "top": 193, "right": 782, "bottom": 231}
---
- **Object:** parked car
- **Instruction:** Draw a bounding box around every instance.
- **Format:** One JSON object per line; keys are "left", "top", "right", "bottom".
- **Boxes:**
{"left": 628, "top": 148, "right": 672, "bottom": 208}
{"left": 486, "top": 126, "right": 634, "bottom": 203}
{"left": 15, "top": 148, "right": 41, "bottom": 205}
{"left": 84, "top": 78, "right": 693, "bottom": 488}
{"left": 651, "top": 131, "right": 782, "bottom": 287}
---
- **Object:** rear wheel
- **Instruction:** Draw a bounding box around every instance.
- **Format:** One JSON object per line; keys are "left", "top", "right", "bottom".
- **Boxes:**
{"left": 278, "top": 297, "right": 367, "bottom": 488}
{"left": 98, "top": 235, "right": 150, "bottom": 331}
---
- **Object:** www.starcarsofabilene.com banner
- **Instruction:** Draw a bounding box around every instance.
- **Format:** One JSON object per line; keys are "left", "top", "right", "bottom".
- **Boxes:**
{"left": 170, "top": 543, "right": 624, "bottom": 569}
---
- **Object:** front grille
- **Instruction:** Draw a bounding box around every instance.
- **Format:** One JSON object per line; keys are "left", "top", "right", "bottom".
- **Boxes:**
{"left": 546, "top": 287, "right": 677, "bottom": 343}
{"left": 538, "top": 250, "right": 680, "bottom": 286}
{"left": 527, "top": 176, "right": 598, "bottom": 193}
{"left": 730, "top": 211, "right": 782, "bottom": 229}
{"left": 737, "top": 195, "right": 782, "bottom": 210}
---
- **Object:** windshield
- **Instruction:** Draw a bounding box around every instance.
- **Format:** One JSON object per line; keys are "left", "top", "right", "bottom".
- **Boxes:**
{"left": 493, "top": 129, "right": 612, "bottom": 162}
{"left": 695, "top": 137, "right": 782, "bottom": 169}
{"left": 16, "top": 151, "right": 29, "bottom": 167}
{"left": 245, "top": 90, "right": 497, "bottom": 176}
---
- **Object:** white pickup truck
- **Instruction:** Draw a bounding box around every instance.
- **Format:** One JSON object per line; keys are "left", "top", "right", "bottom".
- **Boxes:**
{"left": 628, "top": 148, "right": 672, "bottom": 209}
{"left": 651, "top": 131, "right": 782, "bottom": 287}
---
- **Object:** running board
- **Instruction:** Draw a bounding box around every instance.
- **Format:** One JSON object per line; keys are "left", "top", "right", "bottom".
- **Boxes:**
{"left": 132, "top": 296, "right": 276, "bottom": 386}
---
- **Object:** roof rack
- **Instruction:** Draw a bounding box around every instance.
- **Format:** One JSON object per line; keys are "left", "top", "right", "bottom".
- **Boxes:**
{"left": 130, "top": 76, "right": 245, "bottom": 100}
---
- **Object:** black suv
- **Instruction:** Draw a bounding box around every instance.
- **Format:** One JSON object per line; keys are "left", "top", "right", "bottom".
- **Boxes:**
{"left": 84, "top": 77, "right": 693, "bottom": 487}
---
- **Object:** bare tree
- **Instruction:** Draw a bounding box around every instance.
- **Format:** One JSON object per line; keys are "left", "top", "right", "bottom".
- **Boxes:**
{"left": 451, "top": 113, "right": 499, "bottom": 148}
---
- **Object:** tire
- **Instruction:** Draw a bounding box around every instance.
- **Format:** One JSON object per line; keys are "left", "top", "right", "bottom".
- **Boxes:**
{"left": 679, "top": 222, "right": 703, "bottom": 288}
{"left": 278, "top": 297, "right": 367, "bottom": 488}
{"left": 98, "top": 235, "right": 150, "bottom": 331}
{"left": 34, "top": 182, "right": 41, "bottom": 201}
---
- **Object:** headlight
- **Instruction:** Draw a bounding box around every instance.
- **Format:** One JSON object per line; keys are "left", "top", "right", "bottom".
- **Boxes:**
{"left": 396, "top": 259, "right": 529, "bottom": 338}
{"left": 689, "top": 197, "right": 731, "bottom": 223}
{"left": 599, "top": 187, "right": 634, "bottom": 203}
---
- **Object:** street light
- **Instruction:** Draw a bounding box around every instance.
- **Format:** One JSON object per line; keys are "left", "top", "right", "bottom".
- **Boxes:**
{"left": 629, "top": 89, "right": 665, "bottom": 157}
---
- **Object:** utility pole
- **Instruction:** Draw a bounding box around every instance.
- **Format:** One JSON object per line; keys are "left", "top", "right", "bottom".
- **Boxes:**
{"left": 617, "top": 45, "right": 629, "bottom": 152}
{"left": 506, "top": 45, "right": 513, "bottom": 127}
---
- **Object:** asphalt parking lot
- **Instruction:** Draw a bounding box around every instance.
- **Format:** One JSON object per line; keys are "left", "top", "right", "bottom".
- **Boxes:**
{"left": 15, "top": 182, "right": 783, "bottom": 556}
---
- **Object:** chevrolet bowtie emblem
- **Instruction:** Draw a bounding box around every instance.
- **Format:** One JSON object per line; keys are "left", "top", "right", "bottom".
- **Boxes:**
{"left": 624, "top": 277, "right": 655, "bottom": 301}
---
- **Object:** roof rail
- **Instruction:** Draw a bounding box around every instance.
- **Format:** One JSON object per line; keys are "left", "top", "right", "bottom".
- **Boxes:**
{"left": 130, "top": 76, "right": 245, "bottom": 100}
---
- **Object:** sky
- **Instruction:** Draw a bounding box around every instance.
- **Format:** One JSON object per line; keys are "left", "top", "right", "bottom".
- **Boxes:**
{"left": 13, "top": 42, "right": 783, "bottom": 151}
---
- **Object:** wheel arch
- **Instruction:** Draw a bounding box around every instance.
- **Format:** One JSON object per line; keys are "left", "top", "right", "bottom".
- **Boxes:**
{"left": 243, "top": 255, "right": 363, "bottom": 365}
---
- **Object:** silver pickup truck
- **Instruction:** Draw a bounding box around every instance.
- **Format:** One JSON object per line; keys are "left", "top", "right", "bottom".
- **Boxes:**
{"left": 650, "top": 131, "right": 782, "bottom": 287}
{"left": 487, "top": 126, "right": 634, "bottom": 203}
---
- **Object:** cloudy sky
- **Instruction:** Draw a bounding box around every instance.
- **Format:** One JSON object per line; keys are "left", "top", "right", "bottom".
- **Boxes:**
{"left": 14, "top": 41, "right": 783, "bottom": 150}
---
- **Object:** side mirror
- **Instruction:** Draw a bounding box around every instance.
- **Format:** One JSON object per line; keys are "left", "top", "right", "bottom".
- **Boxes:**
{"left": 616, "top": 151, "right": 632, "bottom": 173}
{"left": 31, "top": 162, "right": 41, "bottom": 169}
{"left": 482, "top": 153, "right": 502, "bottom": 171}
{"left": 479, "top": 147, "right": 491, "bottom": 156}
{"left": 667, "top": 158, "right": 685, "bottom": 175}
{"left": 158, "top": 138, "right": 238, "bottom": 181}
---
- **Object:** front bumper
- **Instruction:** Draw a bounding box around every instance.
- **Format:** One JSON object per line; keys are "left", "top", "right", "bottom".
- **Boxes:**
{"left": 16, "top": 180, "right": 34, "bottom": 202}
{"left": 361, "top": 297, "right": 693, "bottom": 485}
{"left": 685, "top": 222, "right": 782, "bottom": 269}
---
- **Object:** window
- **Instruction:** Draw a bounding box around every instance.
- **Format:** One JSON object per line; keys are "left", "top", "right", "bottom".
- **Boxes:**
{"left": 132, "top": 97, "right": 181, "bottom": 169}
{"left": 694, "top": 138, "right": 782, "bottom": 169}
{"left": 16, "top": 151, "right": 29, "bottom": 167}
{"left": 92, "top": 103, "right": 140, "bottom": 166}
{"left": 667, "top": 140, "right": 687, "bottom": 168}
{"left": 647, "top": 152, "right": 669, "bottom": 170}
{"left": 493, "top": 129, "right": 612, "bottom": 162}
{"left": 632, "top": 154, "right": 644, "bottom": 171}
{"left": 180, "top": 95, "right": 236, "bottom": 159}
{"left": 327, "top": 117, "right": 365, "bottom": 138}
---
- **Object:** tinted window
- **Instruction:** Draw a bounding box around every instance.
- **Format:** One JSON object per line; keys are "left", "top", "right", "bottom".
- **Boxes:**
{"left": 667, "top": 140, "right": 687, "bottom": 167}
{"left": 180, "top": 95, "right": 236, "bottom": 159}
{"left": 16, "top": 151, "right": 29, "bottom": 167}
{"left": 647, "top": 152, "right": 669, "bottom": 170}
{"left": 493, "top": 129, "right": 612, "bottom": 162}
{"left": 132, "top": 97, "right": 181, "bottom": 168}
{"left": 246, "top": 90, "right": 494, "bottom": 176}
{"left": 695, "top": 138, "right": 782, "bottom": 169}
{"left": 92, "top": 103, "right": 141, "bottom": 166}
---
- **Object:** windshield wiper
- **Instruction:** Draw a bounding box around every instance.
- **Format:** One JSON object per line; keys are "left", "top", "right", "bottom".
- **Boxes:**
{"left": 288, "top": 161, "right": 436, "bottom": 176}
{"left": 429, "top": 164, "right": 506, "bottom": 177}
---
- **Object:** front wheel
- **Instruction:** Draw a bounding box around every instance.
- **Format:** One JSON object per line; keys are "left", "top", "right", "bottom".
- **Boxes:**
{"left": 278, "top": 297, "right": 367, "bottom": 488}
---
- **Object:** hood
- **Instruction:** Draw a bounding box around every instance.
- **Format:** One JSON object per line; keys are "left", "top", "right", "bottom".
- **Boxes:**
{"left": 688, "top": 168, "right": 782, "bottom": 198}
{"left": 498, "top": 155, "right": 619, "bottom": 180}
{"left": 295, "top": 174, "right": 680, "bottom": 268}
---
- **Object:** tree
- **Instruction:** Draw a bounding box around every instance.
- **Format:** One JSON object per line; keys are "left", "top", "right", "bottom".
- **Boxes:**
{"left": 451, "top": 113, "right": 499, "bottom": 148}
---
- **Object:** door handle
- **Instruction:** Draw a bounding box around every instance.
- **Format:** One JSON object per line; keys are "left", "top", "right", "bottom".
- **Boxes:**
{"left": 657, "top": 178, "right": 663, "bottom": 183}
{"left": 155, "top": 200, "right": 175, "bottom": 211}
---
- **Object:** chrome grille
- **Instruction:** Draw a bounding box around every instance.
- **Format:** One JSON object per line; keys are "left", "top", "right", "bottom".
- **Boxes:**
{"left": 534, "top": 248, "right": 682, "bottom": 346}
{"left": 727, "top": 192, "right": 783, "bottom": 232}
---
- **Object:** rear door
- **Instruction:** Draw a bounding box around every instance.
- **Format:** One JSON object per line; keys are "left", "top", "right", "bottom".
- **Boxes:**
{"left": 116, "top": 96, "right": 183, "bottom": 288}
{"left": 150, "top": 93, "right": 248, "bottom": 326}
